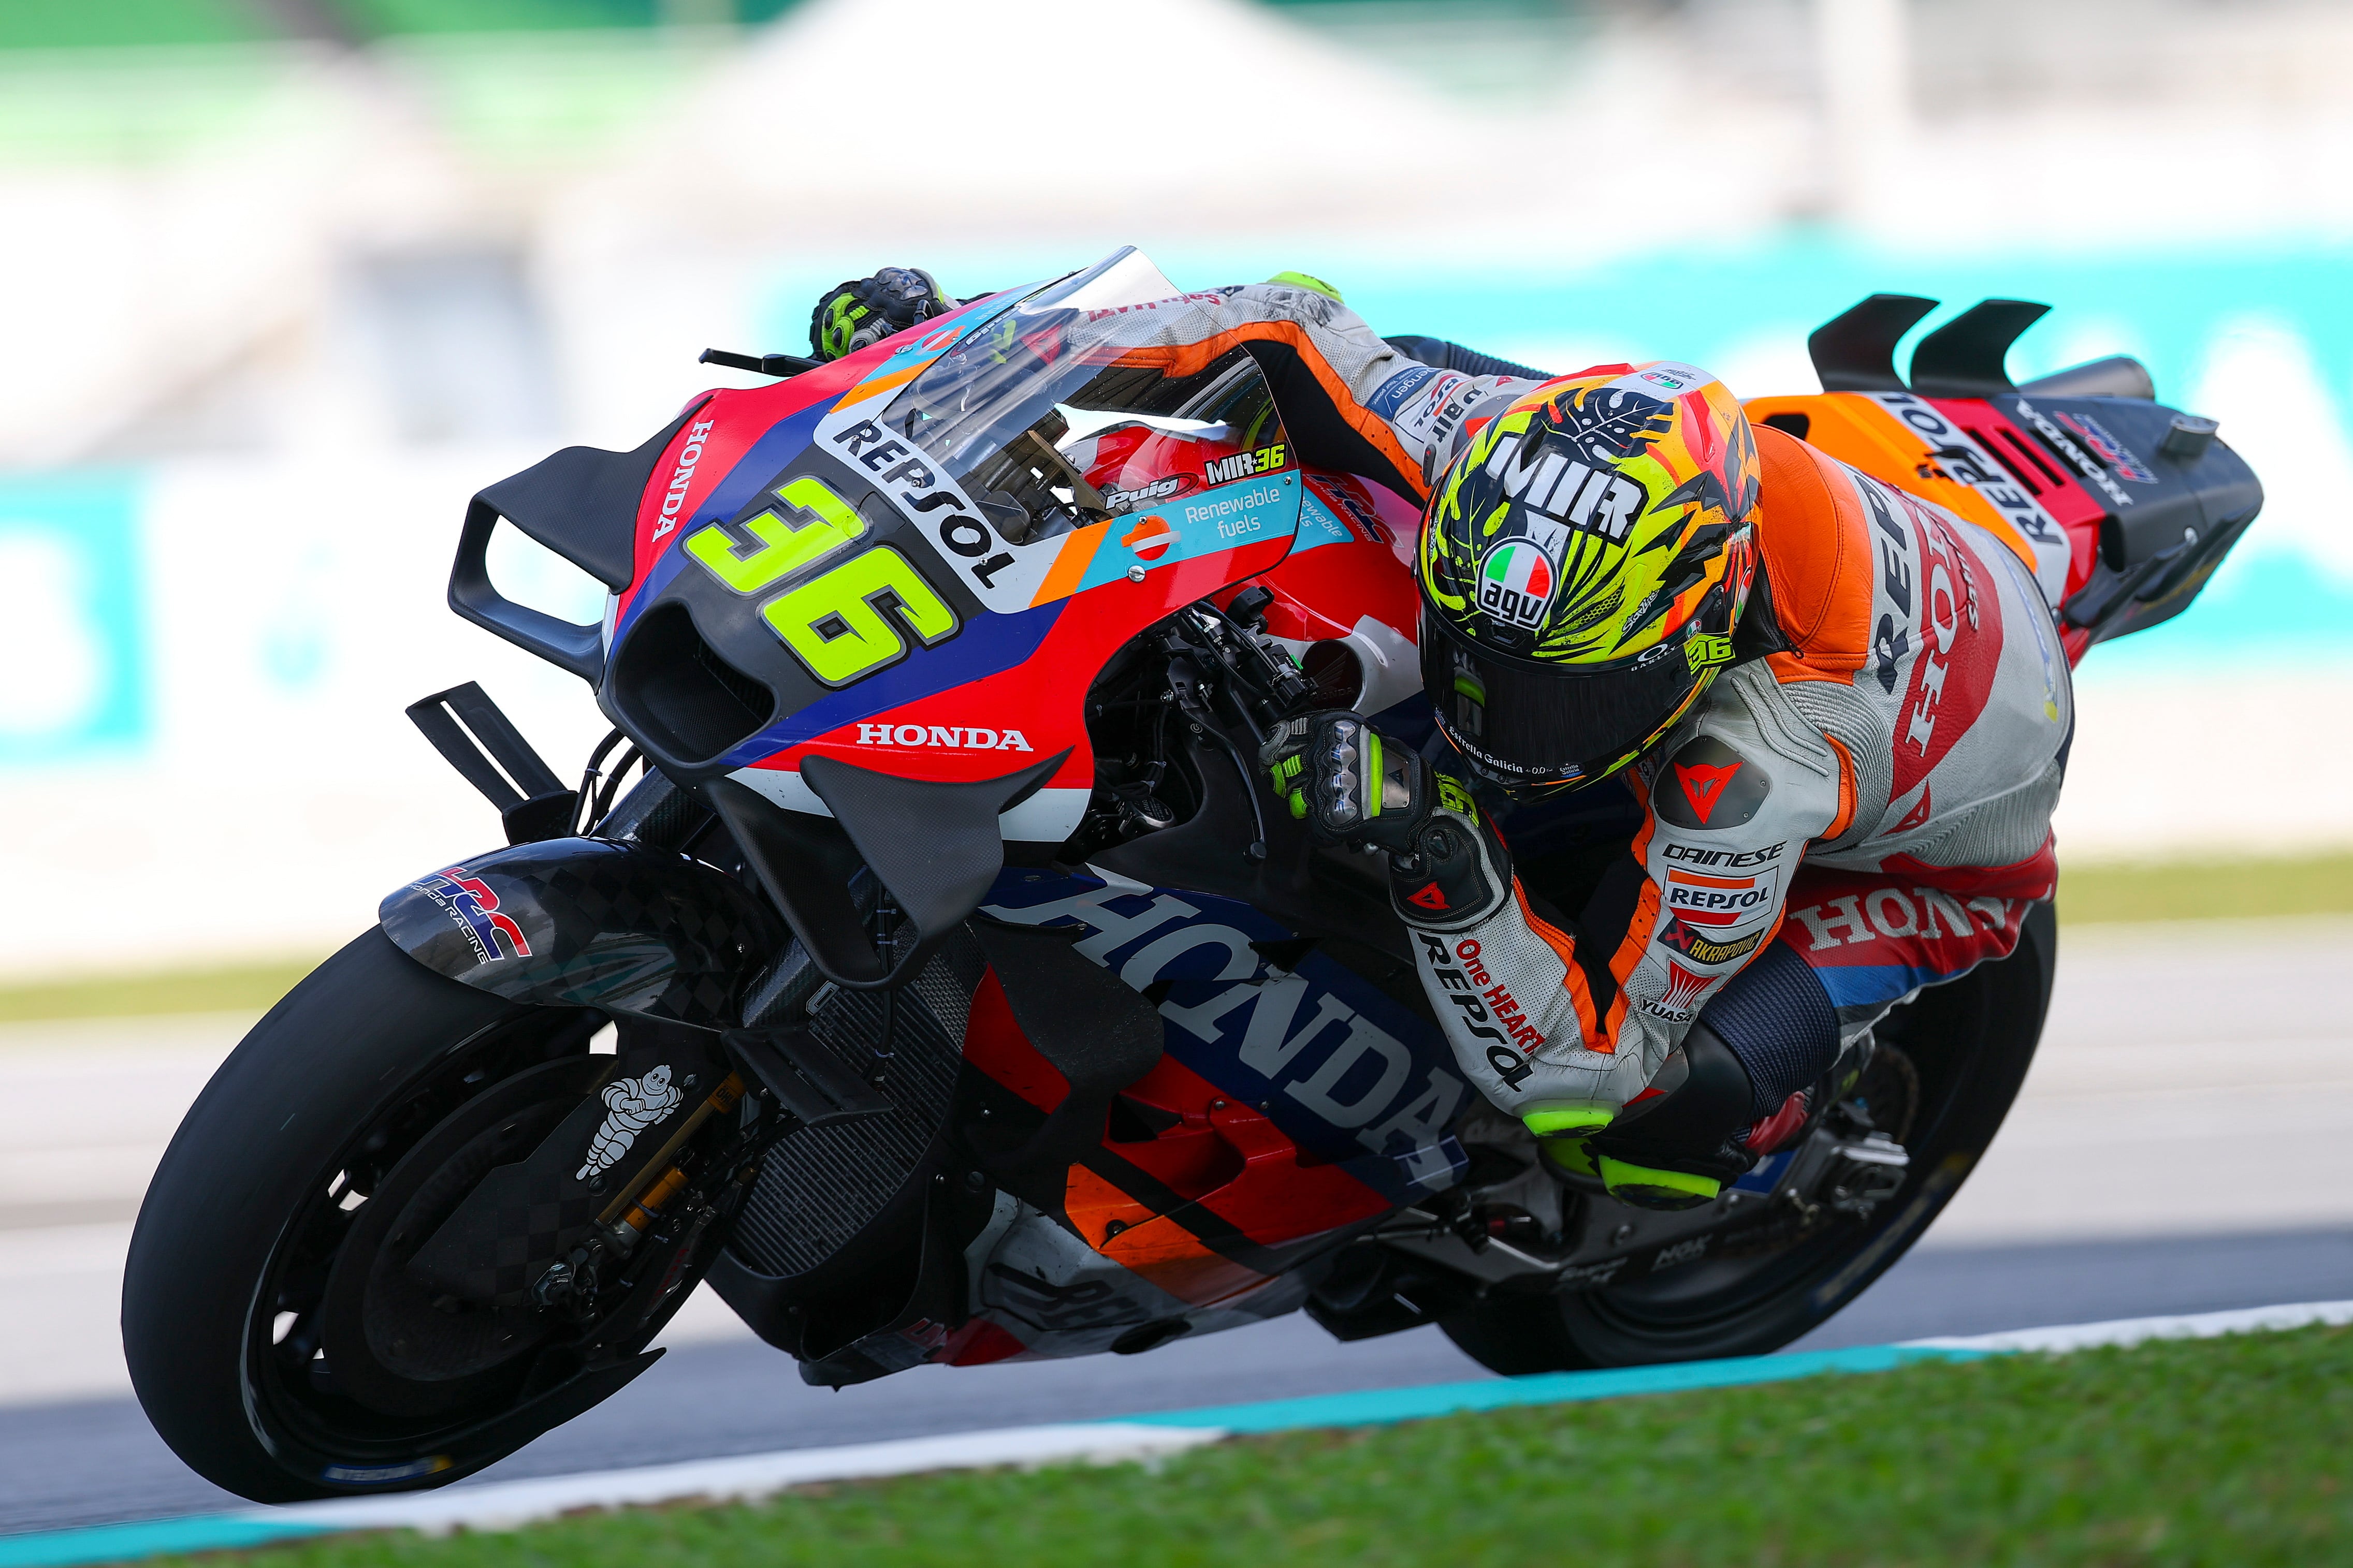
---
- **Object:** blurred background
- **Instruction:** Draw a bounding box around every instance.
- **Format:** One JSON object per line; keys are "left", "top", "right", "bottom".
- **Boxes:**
{"left": 0, "top": 0, "right": 2348, "bottom": 970}
{"left": 1, "top": 4, "right": 2351, "bottom": 1525}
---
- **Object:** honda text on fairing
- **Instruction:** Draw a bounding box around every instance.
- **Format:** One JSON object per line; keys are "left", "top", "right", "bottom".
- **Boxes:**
{"left": 122, "top": 254, "right": 2260, "bottom": 1499}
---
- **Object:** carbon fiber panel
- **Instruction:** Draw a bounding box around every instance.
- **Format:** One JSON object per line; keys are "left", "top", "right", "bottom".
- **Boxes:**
{"left": 728, "top": 928, "right": 983, "bottom": 1279}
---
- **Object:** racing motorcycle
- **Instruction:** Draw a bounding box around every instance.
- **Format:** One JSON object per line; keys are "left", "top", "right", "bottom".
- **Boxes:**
{"left": 123, "top": 251, "right": 2262, "bottom": 1501}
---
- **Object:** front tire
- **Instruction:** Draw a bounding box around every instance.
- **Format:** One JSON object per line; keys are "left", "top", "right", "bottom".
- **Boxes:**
{"left": 124, "top": 931, "right": 609, "bottom": 1502}
{"left": 1439, "top": 903, "right": 2055, "bottom": 1372}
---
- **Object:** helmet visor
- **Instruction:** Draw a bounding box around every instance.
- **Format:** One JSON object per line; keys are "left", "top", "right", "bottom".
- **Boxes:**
{"left": 1420, "top": 609, "right": 1704, "bottom": 789}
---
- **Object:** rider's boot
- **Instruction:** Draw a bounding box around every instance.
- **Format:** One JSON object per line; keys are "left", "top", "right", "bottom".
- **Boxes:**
{"left": 1531, "top": 943, "right": 1844, "bottom": 1210}
{"left": 1532, "top": 1023, "right": 1760, "bottom": 1209}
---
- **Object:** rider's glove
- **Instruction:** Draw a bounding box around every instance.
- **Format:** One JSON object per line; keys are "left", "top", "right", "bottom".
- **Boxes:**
{"left": 809, "top": 268, "right": 954, "bottom": 361}
{"left": 1262, "top": 710, "right": 1425, "bottom": 852}
{"left": 1261, "top": 711, "right": 1510, "bottom": 929}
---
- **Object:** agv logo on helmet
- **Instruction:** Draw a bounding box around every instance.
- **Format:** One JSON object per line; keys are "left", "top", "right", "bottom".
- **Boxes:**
{"left": 1476, "top": 537, "right": 1556, "bottom": 629}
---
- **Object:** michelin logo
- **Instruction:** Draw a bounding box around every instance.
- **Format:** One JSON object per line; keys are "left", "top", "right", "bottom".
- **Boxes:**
{"left": 577, "top": 1066, "right": 684, "bottom": 1181}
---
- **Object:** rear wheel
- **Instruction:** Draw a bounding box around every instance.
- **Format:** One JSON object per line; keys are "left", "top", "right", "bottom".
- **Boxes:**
{"left": 1439, "top": 904, "right": 2055, "bottom": 1373}
{"left": 124, "top": 932, "right": 678, "bottom": 1502}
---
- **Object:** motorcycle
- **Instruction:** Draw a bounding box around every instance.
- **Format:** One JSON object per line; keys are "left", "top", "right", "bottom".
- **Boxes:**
{"left": 122, "top": 251, "right": 2261, "bottom": 1501}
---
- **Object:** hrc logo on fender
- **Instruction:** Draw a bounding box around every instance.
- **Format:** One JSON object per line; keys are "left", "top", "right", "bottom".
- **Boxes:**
{"left": 411, "top": 867, "right": 532, "bottom": 963}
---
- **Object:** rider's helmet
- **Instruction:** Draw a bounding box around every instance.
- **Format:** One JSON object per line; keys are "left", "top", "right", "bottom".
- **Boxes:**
{"left": 1416, "top": 362, "right": 1762, "bottom": 792}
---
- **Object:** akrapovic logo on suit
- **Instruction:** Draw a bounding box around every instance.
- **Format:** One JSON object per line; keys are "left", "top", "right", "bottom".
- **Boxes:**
{"left": 1658, "top": 917, "right": 1765, "bottom": 966}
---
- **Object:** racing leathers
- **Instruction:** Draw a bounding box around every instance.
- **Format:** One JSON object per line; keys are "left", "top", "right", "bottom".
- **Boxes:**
{"left": 1373, "top": 426, "right": 2072, "bottom": 1144}
{"left": 846, "top": 272, "right": 2072, "bottom": 1178}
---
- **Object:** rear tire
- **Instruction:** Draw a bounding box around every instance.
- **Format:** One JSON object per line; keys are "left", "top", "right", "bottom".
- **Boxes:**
{"left": 123, "top": 931, "right": 603, "bottom": 1502}
{"left": 1439, "top": 903, "right": 2056, "bottom": 1372}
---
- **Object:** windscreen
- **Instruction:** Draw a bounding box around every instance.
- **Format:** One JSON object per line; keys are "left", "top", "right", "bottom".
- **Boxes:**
{"left": 880, "top": 251, "right": 1290, "bottom": 550}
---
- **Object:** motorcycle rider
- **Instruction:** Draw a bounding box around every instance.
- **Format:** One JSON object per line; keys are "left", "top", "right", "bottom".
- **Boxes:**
{"left": 808, "top": 268, "right": 2073, "bottom": 1210}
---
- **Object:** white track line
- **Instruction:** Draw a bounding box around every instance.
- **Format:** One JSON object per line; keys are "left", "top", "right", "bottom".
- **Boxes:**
{"left": 262, "top": 1298, "right": 2353, "bottom": 1537}
{"left": 6, "top": 1297, "right": 2346, "bottom": 1567}
{"left": 1901, "top": 1298, "right": 2353, "bottom": 1354}
{"left": 268, "top": 1422, "right": 1226, "bottom": 1535}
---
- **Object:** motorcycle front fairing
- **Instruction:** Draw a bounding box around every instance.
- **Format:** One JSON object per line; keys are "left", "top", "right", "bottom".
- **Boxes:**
{"left": 602, "top": 251, "right": 1309, "bottom": 979}
{"left": 415, "top": 250, "right": 1311, "bottom": 995}
{"left": 396, "top": 249, "right": 1462, "bottom": 1373}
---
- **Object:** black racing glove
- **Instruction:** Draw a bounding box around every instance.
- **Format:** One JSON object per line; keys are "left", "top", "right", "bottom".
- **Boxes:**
{"left": 1262, "top": 711, "right": 1510, "bottom": 929}
{"left": 809, "top": 267, "right": 954, "bottom": 361}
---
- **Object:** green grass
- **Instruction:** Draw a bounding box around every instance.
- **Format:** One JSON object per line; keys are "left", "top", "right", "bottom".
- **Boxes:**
{"left": 0, "top": 0, "right": 264, "bottom": 50}
{"left": 179, "top": 1324, "right": 2353, "bottom": 1567}
{"left": 0, "top": 852, "right": 2336, "bottom": 1026}
{"left": 0, "top": 0, "right": 803, "bottom": 49}
{"left": 0, "top": 955, "right": 319, "bottom": 1027}
{"left": 2055, "top": 850, "right": 2353, "bottom": 927}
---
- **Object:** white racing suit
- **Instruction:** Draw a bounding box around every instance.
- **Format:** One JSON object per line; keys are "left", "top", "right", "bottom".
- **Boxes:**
{"left": 1390, "top": 431, "right": 2073, "bottom": 1133}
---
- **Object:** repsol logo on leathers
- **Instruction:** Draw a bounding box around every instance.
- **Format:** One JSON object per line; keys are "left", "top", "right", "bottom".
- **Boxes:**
{"left": 1415, "top": 931, "right": 1534, "bottom": 1091}
{"left": 983, "top": 882, "right": 1467, "bottom": 1181}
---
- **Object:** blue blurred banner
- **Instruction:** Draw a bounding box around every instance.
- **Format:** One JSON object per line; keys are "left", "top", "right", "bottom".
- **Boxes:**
{"left": 1328, "top": 239, "right": 2353, "bottom": 680}
{"left": 0, "top": 472, "right": 149, "bottom": 765}
{"left": 1335, "top": 240, "right": 2353, "bottom": 410}
{"left": 766, "top": 237, "right": 2353, "bottom": 679}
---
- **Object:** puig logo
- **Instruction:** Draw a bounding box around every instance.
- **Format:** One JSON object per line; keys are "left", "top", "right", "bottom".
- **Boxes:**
{"left": 1102, "top": 476, "right": 1182, "bottom": 513}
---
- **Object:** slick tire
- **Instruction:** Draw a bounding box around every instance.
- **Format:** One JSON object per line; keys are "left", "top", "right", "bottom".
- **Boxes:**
{"left": 123, "top": 930, "right": 571, "bottom": 1503}
{"left": 1439, "top": 903, "right": 2056, "bottom": 1374}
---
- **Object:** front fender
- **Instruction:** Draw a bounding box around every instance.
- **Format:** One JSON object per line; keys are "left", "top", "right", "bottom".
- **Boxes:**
{"left": 379, "top": 837, "right": 785, "bottom": 1028}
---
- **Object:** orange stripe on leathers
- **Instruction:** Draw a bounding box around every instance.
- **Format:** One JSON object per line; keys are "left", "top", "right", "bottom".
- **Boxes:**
{"left": 1112, "top": 325, "right": 1429, "bottom": 504}
{"left": 1513, "top": 881, "right": 1600, "bottom": 1047}
{"left": 1588, "top": 795, "right": 1665, "bottom": 1050}
{"left": 1752, "top": 424, "right": 1872, "bottom": 680}
{"left": 1821, "top": 733, "right": 1858, "bottom": 842}
{"left": 1667, "top": 869, "right": 1755, "bottom": 890}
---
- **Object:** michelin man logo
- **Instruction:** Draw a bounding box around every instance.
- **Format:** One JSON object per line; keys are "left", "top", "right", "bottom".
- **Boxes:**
{"left": 576, "top": 1066, "right": 684, "bottom": 1181}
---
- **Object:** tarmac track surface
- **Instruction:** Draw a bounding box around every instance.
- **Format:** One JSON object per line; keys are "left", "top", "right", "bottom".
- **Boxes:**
{"left": 2, "top": 919, "right": 2347, "bottom": 1534}
{"left": 4, "top": 1226, "right": 2351, "bottom": 1535}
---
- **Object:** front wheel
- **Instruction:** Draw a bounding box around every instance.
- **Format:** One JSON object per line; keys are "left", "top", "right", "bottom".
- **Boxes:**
{"left": 124, "top": 932, "right": 684, "bottom": 1502}
{"left": 1439, "top": 903, "right": 2055, "bottom": 1372}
